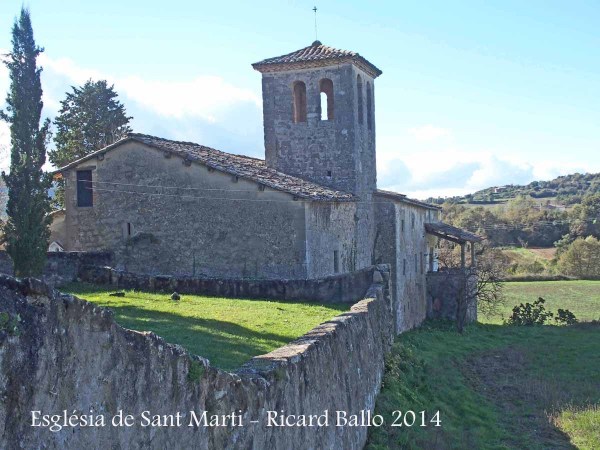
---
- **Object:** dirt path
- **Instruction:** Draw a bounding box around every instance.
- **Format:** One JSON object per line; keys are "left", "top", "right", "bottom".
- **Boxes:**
{"left": 464, "top": 346, "right": 576, "bottom": 449}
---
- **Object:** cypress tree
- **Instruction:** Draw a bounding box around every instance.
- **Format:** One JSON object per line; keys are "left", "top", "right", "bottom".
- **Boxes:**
{"left": 0, "top": 8, "right": 51, "bottom": 277}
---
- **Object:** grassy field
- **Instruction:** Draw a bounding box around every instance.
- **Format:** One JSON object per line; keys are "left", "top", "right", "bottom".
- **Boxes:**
{"left": 63, "top": 283, "right": 348, "bottom": 371}
{"left": 368, "top": 281, "right": 600, "bottom": 449}
{"left": 488, "top": 280, "right": 600, "bottom": 324}
{"left": 500, "top": 246, "right": 558, "bottom": 277}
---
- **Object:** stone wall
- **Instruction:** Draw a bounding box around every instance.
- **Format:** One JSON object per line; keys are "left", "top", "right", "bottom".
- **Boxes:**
{"left": 62, "top": 142, "right": 309, "bottom": 279}
{"left": 0, "top": 265, "right": 393, "bottom": 449}
{"left": 374, "top": 197, "right": 439, "bottom": 333}
{"left": 305, "top": 202, "right": 373, "bottom": 279}
{"left": 426, "top": 269, "right": 477, "bottom": 323}
{"left": 79, "top": 264, "right": 377, "bottom": 304}
{"left": 43, "top": 251, "right": 113, "bottom": 287}
{"left": 0, "top": 251, "right": 112, "bottom": 288}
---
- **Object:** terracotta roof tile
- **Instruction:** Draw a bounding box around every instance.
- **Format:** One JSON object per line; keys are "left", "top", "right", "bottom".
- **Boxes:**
{"left": 57, "top": 133, "right": 355, "bottom": 202}
{"left": 253, "top": 41, "right": 382, "bottom": 78}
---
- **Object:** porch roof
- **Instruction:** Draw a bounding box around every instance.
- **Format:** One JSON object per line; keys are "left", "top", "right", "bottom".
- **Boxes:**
{"left": 425, "top": 222, "right": 483, "bottom": 245}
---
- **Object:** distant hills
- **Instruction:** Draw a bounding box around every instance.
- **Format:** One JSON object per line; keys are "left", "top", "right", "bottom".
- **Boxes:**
{"left": 426, "top": 172, "right": 600, "bottom": 206}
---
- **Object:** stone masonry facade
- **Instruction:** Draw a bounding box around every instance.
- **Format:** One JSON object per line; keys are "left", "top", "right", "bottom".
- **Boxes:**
{"left": 53, "top": 41, "right": 450, "bottom": 333}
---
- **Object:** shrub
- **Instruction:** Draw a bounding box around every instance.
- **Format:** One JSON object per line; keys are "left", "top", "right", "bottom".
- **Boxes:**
{"left": 187, "top": 359, "right": 205, "bottom": 383}
{"left": 555, "top": 309, "right": 578, "bottom": 325}
{"left": 507, "top": 297, "right": 553, "bottom": 325}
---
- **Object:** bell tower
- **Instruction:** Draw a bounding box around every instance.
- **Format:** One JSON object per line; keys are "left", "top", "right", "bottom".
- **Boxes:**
{"left": 252, "top": 41, "right": 382, "bottom": 197}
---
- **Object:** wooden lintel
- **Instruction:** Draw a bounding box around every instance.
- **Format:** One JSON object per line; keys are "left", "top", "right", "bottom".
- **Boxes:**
{"left": 426, "top": 230, "right": 465, "bottom": 245}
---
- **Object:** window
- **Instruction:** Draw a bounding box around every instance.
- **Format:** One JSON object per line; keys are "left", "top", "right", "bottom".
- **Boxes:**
{"left": 403, "top": 258, "right": 406, "bottom": 275}
{"left": 319, "top": 78, "right": 334, "bottom": 121}
{"left": 127, "top": 222, "right": 132, "bottom": 236}
{"left": 76, "top": 170, "right": 93, "bottom": 207}
{"left": 292, "top": 81, "right": 307, "bottom": 123}
{"left": 401, "top": 219, "right": 405, "bottom": 232}
{"left": 357, "top": 75, "right": 363, "bottom": 125}
{"left": 326, "top": 170, "right": 332, "bottom": 178}
{"left": 366, "top": 82, "right": 373, "bottom": 130}
{"left": 333, "top": 250, "right": 340, "bottom": 273}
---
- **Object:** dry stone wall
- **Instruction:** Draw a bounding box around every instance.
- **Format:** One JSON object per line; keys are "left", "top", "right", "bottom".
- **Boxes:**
{"left": 0, "top": 265, "right": 392, "bottom": 449}
{"left": 426, "top": 269, "right": 478, "bottom": 323}
{"left": 0, "top": 251, "right": 112, "bottom": 287}
{"left": 79, "top": 264, "right": 377, "bottom": 303}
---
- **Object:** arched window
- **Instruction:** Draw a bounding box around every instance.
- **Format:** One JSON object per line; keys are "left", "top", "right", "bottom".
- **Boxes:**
{"left": 319, "top": 78, "right": 334, "bottom": 121}
{"left": 366, "top": 81, "right": 373, "bottom": 131}
{"left": 292, "top": 81, "right": 307, "bottom": 123}
{"left": 357, "top": 75, "right": 363, "bottom": 125}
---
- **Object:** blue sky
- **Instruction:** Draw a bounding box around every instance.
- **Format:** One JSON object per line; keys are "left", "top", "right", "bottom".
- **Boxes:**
{"left": 1, "top": 0, "right": 598, "bottom": 198}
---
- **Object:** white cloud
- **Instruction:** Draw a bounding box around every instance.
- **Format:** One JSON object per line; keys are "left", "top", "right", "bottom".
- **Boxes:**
{"left": 38, "top": 53, "right": 261, "bottom": 123}
{"left": 117, "top": 75, "right": 260, "bottom": 122}
{"left": 408, "top": 124, "right": 451, "bottom": 142}
{"left": 465, "top": 154, "right": 533, "bottom": 190}
{"left": 377, "top": 127, "right": 564, "bottom": 198}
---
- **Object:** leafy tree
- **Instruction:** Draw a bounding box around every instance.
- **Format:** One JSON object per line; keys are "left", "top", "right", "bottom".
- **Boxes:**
{"left": 48, "top": 80, "right": 131, "bottom": 206}
{"left": 569, "top": 193, "right": 600, "bottom": 239}
{"left": 49, "top": 80, "right": 132, "bottom": 168}
{"left": 436, "top": 244, "right": 506, "bottom": 332}
{"left": 558, "top": 236, "right": 600, "bottom": 279}
{"left": 0, "top": 8, "right": 52, "bottom": 277}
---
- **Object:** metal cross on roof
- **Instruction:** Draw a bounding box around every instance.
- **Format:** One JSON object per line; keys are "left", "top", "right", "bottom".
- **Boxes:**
{"left": 313, "top": 6, "right": 318, "bottom": 41}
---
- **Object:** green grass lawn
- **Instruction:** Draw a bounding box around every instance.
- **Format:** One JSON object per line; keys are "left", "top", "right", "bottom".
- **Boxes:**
{"left": 368, "top": 281, "right": 600, "bottom": 450}
{"left": 487, "top": 280, "right": 600, "bottom": 324}
{"left": 63, "top": 283, "right": 348, "bottom": 371}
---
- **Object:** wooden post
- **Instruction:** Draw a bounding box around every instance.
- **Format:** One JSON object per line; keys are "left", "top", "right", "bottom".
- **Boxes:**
{"left": 460, "top": 243, "right": 466, "bottom": 269}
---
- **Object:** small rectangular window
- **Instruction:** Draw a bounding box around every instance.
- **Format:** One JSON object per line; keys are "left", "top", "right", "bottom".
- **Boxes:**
{"left": 401, "top": 219, "right": 405, "bottom": 232}
{"left": 76, "top": 170, "right": 93, "bottom": 207}
{"left": 403, "top": 258, "right": 406, "bottom": 275}
{"left": 326, "top": 170, "right": 332, "bottom": 177}
{"left": 127, "top": 222, "right": 132, "bottom": 236}
{"left": 333, "top": 250, "right": 340, "bottom": 273}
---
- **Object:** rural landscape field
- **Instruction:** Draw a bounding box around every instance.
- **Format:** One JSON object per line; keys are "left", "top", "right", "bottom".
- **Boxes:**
{"left": 368, "top": 280, "right": 600, "bottom": 450}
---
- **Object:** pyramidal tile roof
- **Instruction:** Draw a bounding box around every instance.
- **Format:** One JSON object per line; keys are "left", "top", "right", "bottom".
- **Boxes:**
{"left": 252, "top": 41, "right": 382, "bottom": 78}
{"left": 57, "top": 133, "right": 356, "bottom": 202}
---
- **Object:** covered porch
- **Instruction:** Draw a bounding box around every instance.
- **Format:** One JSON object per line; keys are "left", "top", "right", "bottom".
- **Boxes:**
{"left": 425, "top": 222, "right": 484, "bottom": 271}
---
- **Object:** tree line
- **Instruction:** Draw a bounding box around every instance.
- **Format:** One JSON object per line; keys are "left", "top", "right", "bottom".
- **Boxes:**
{"left": 427, "top": 172, "right": 600, "bottom": 206}
{"left": 441, "top": 193, "right": 600, "bottom": 248}
{"left": 1, "top": 8, "right": 131, "bottom": 276}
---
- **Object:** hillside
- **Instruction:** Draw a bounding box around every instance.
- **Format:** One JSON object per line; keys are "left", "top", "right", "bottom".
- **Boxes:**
{"left": 426, "top": 172, "right": 600, "bottom": 206}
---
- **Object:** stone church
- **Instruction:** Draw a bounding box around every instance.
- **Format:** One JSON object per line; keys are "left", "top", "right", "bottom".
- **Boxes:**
{"left": 51, "top": 41, "right": 479, "bottom": 331}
